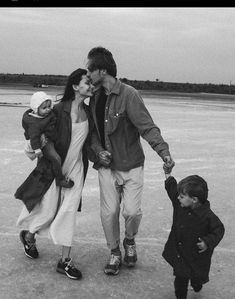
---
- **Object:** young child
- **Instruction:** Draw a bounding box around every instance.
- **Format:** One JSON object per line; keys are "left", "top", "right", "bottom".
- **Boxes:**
{"left": 162, "top": 163, "right": 225, "bottom": 299}
{"left": 22, "top": 91, "right": 74, "bottom": 188}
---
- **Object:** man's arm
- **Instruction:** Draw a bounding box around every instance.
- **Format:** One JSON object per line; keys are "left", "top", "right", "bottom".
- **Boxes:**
{"left": 126, "top": 89, "right": 172, "bottom": 162}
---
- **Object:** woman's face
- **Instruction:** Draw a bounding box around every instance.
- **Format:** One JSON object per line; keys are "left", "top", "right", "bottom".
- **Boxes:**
{"left": 75, "top": 75, "right": 94, "bottom": 97}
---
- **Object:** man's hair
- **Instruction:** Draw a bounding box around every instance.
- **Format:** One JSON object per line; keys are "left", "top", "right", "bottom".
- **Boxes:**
{"left": 87, "top": 46, "right": 117, "bottom": 77}
{"left": 177, "top": 175, "right": 209, "bottom": 204}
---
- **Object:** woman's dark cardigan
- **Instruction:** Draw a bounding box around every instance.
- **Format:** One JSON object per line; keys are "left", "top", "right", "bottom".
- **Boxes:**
{"left": 15, "top": 100, "right": 96, "bottom": 212}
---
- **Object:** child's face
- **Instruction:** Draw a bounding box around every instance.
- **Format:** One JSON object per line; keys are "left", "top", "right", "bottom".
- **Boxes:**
{"left": 178, "top": 193, "right": 195, "bottom": 208}
{"left": 38, "top": 100, "right": 52, "bottom": 116}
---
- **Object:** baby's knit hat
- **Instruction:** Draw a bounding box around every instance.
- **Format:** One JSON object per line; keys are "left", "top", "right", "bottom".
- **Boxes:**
{"left": 30, "top": 91, "right": 53, "bottom": 113}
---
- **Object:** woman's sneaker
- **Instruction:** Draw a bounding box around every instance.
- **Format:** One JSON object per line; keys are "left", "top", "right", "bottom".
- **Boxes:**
{"left": 19, "top": 230, "right": 39, "bottom": 259}
{"left": 104, "top": 253, "right": 122, "bottom": 275}
{"left": 56, "top": 258, "right": 82, "bottom": 280}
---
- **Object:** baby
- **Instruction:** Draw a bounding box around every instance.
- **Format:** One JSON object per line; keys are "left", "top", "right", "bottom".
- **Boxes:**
{"left": 22, "top": 91, "right": 74, "bottom": 188}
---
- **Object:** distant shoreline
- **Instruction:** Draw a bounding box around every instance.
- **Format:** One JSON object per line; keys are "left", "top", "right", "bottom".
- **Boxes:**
{"left": 0, "top": 83, "right": 235, "bottom": 105}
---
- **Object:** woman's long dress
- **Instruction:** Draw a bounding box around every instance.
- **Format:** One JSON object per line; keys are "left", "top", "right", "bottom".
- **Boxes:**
{"left": 16, "top": 120, "right": 89, "bottom": 247}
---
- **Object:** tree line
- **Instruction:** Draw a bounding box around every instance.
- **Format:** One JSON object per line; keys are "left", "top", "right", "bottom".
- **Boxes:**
{"left": 0, "top": 73, "right": 234, "bottom": 95}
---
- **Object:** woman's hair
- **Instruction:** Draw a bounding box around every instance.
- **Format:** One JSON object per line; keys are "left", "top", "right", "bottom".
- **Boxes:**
{"left": 60, "top": 68, "right": 87, "bottom": 102}
{"left": 177, "top": 175, "right": 209, "bottom": 204}
{"left": 87, "top": 46, "right": 117, "bottom": 77}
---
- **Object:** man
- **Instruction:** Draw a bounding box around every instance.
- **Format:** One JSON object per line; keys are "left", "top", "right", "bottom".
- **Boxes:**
{"left": 86, "top": 46, "right": 175, "bottom": 276}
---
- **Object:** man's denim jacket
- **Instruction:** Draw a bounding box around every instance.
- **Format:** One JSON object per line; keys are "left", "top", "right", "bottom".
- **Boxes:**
{"left": 89, "top": 79, "right": 170, "bottom": 171}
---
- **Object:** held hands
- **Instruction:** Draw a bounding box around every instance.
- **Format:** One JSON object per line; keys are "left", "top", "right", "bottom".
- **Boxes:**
{"left": 197, "top": 237, "right": 208, "bottom": 253}
{"left": 98, "top": 150, "right": 112, "bottom": 167}
{"left": 163, "top": 155, "right": 175, "bottom": 176}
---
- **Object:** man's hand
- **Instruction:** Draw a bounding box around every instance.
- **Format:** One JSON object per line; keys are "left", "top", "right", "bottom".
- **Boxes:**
{"left": 98, "top": 150, "right": 112, "bottom": 167}
{"left": 197, "top": 237, "right": 208, "bottom": 253}
{"left": 163, "top": 155, "right": 175, "bottom": 174}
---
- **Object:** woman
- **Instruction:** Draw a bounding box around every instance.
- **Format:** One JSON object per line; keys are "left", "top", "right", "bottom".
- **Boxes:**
{"left": 15, "top": 68, "right": 95, "bottom": 280}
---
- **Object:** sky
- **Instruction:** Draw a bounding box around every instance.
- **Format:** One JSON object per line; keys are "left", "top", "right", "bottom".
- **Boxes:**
{"left": 0, "top": 7, "right": 235, "bottom": 85}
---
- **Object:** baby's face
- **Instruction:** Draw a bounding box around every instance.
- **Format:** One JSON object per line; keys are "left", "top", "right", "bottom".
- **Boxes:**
{"left": 38, "top": 100, "right": 52, "bottom": 117}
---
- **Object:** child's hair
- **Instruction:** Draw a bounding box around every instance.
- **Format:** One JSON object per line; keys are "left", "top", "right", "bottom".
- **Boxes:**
{"left": 177, "top": 175, "right": 208, "bottom": 204}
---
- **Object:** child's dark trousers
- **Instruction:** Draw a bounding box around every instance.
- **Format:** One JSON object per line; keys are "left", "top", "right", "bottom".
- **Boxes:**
{"left": 174, "top": 276, "right": 202, "bottom": 299}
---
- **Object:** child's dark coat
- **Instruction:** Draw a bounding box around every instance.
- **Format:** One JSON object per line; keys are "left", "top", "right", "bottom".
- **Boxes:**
{"left": 22, "top": 109, "right": 57, "bottom": 150}
{"left": 162, "top": 176, "right": 225, "bottom": 284}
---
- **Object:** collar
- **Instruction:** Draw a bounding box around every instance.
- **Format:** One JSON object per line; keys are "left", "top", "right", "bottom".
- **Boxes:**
{"left": 28, "top": 112, "right": 44, "bottom": 118}
{"left": 93, "top": 79, "right": 122, "bottom": 97}
{"left": 109, "top": 79, "right": 122, "bottom": 95}
{"left": 191, "top": 200, "right": 210, "bottom": 217}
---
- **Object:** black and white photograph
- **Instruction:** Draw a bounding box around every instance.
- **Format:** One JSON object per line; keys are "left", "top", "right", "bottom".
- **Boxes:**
{"left": 0, "top": 7, "right": 234, "bottom": 299}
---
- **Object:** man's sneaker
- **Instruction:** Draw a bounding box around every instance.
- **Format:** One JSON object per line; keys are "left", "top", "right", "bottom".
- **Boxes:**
{"left": 19, "top": 230, "right": 39, "bottom": 259}
{"left": 104, "top": 254, "right": 122, "bottom": 275}
{"left": 123, "top": 238, "right": 137, "bottom": 267}
{"left": 56, "top": 258, "right": 82, "bottom": 280}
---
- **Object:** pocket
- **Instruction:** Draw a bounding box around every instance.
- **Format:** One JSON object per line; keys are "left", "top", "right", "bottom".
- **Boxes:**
{"left": 108, "top": 113, "right": 126, "bottom": 134}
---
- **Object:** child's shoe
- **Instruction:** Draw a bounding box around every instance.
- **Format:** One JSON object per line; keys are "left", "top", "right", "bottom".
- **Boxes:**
{"left": 57, "top": 178, "right": 74, "bottom": 188}
{"left": 192, "top": 283, "right": 203, "bottom": 292}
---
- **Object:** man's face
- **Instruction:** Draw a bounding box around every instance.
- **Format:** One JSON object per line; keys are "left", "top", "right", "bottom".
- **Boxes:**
{"left": 86, "top": 60, "right": 103, "bottom": 86}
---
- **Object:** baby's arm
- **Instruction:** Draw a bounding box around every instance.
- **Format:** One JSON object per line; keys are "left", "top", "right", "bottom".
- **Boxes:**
{"left": 28, "top": 125, "right": 43, "bottom": 151}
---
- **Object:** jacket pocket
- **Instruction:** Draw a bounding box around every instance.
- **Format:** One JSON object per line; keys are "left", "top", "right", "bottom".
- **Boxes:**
{"left": 107, "top": 112, "right": 126, "bottom": 134}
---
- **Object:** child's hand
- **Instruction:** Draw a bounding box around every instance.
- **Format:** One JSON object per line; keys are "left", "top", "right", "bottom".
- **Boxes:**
{"left": 35, "top": 149, "right": 43, "bottom": 159}
{"left": 163, "top": 157, "right": 175, "bottom": 177}
{"left": 197, "top": 237, "right": 208, "bottom": 253}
